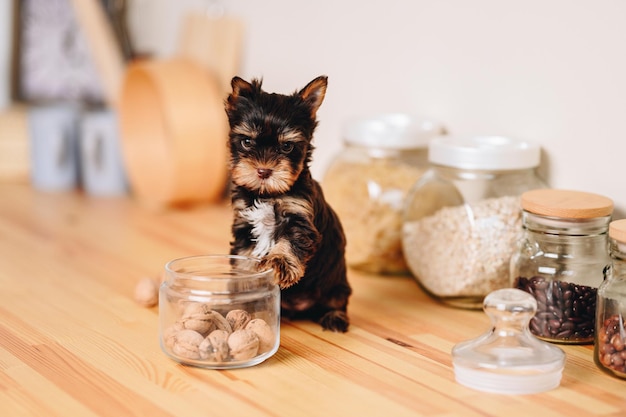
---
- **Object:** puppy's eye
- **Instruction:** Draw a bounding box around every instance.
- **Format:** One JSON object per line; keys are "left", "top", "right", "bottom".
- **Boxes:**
{"left": 240, "top": 138, "right": 255, "bottom": 150}
{"left": 279, "top": 142, "right": 294, "bottom": 154}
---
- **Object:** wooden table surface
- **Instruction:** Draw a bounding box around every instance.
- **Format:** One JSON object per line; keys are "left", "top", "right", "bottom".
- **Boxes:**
{"left": 1, "top": 183, "right": 624, "bottom": 417}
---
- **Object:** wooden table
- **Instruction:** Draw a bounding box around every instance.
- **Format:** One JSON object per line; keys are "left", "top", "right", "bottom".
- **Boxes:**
{"left": 1, "top": 183, "right": 624, "bottom": 417}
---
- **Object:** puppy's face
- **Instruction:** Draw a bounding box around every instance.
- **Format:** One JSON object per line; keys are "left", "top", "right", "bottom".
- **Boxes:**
{"left": 225, "top": 76, "right": 327, "bottom": 196}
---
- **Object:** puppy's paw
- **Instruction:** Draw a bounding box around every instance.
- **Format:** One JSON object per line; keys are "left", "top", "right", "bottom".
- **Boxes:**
{"left": 260, "top": 254, "right": 304, "bottom": 289}
{"left": 319, "top": 310, "right": 350, "bottom": 333}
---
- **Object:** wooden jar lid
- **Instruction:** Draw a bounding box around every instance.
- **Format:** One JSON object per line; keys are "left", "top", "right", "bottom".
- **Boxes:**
{"left": 118, "top": 58, "right": 228, "bottom": 208}
{"left": 609, "top": 219, "right": 626, "bottom": 243}
{"left": 521, "top": 189, "right": 614, "bottom": 219}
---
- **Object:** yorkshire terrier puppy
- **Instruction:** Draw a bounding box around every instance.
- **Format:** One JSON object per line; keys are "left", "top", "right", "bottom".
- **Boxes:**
{"left": 225, "top": 75, "right": 351, "bottom": 332}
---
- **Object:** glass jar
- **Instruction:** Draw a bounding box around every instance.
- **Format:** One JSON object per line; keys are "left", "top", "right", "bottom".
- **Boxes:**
{"left": 159, "top": 254, "right": 280, "bottom": 369}
{"left": 322, "top": 113, "right": 444, "bottom": 275}
{"left": 511, "top": 189, "right": 613, "bottom": 344}
{"left": 594, "top": 219, "right": 626, "bottom": 378}
{"left": 402, "top": 135, "right": 546, "bottom": 309}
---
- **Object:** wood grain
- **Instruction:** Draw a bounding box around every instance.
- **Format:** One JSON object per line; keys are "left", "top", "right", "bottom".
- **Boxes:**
{"left": 0, "top": 183, "right": 624, "bottom": 417}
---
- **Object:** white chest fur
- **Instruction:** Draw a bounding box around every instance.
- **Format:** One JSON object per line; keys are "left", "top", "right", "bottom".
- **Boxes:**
{"left": 240, "top": 200, "right": 276, "bottom": 258}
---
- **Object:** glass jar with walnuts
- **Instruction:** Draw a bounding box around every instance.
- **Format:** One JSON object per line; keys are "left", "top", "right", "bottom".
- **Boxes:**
{"left": 159, "top": 255, "right": 280, "bottom": 369}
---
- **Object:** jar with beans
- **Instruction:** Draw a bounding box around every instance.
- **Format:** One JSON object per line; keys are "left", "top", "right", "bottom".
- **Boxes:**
{"left": 511, "top": 189, "right": 613, "bottom": 344}
{"left": 594, "top": 219, "right": 626, "bottom": 379}
{"left": 402, "top": 135, "right": 546, "bottom": 309}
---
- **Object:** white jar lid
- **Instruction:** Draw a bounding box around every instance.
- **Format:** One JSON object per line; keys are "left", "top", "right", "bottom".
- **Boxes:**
{"left": 429, "top": 135, "right": 540, "bottom": 170}
{"left": 343, "top": 113, "right": 444, "bottom": 150}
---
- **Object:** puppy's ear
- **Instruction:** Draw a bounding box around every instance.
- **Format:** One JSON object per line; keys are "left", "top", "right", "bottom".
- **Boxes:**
{"left": 226, "top": 77, "right": 265, "bottom": 115}
{"left": 227, "top": 76, "right": 253, "bottom": 114}
{"left": 230, "top": 76, "right": 253, "bottom": 98}
{"left": 298, "top": 76, "right": 328, "bottom": 118}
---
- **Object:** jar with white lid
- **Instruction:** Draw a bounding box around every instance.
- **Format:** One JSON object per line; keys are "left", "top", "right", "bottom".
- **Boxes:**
{"left": 511, "top": 189, "right": 613, "bottom": 344}
{"left": 402, "top": 135, "right": 546, "bottom": 309}
{"left": 595, "top": 218, "right": 626, "bottom": 378}
{"left": 322, "top": 113, "right": 444, "bottom": 275}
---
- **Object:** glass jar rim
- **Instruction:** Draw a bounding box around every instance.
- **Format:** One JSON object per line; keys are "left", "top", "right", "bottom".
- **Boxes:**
{"left": 522, "top": 210, "right": 611, "bottom": 235}
{"left": 164, "top": 254, "right": 274, "bottom": 293}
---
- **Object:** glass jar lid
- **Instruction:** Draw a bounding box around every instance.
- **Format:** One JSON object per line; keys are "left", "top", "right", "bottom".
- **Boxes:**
{"left": 521, "top": 189, "right": 614, "bottom": 219}
{"left": 428, "top": 135, "right": 540, "bottom": 170}
{"left": 452, "top": 288, "right": 565, "bottom": 394}
{"left": 343, "top": 113, "right": 443, "bottom": 150}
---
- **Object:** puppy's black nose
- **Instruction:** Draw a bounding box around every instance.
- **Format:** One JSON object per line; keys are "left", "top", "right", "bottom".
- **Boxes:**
{"left": 257, "top": 168, "right": 273, "bottom": 179}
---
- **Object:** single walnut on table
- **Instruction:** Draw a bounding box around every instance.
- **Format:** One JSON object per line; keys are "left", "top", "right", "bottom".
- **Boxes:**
{"left": 133, "top": 277, "right": 159, "bottom": 307}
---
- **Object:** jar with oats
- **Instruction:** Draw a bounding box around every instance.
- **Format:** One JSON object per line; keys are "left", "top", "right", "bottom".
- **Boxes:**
{"left": 595, "top": 219, "right": 626, "bottom": 378}
{"left": 402, "top": 135, "right": 546, "bottom": 309}
{"left": 322, "top": 113, "right": 445, "bottom": 275}
{"left": 511, "top": 189, "right": 613, "bottom": 345}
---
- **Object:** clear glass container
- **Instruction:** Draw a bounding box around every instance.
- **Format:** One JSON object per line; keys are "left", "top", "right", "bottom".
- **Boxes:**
{"left": 452, "top": 288, "right": 565, "bottom": 395}
{"left": 322, "top": 113, "right": 444, "bottom": 275}
{"left": 511, "top": 189, "right": 613, "bottom": 344}
{"left": 594, "top": 219, "right": 626, "bottom": 378}
{"left": 402, "top": 135, "right": 546, "bottom": 309}
{"left": 159, "top": 254, "right": 280, "bottom": 369}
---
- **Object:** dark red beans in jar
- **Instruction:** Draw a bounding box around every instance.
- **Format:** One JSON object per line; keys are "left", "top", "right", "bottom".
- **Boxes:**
{"left": 514, "top": 276, "right": 596, "bottom": 342}
{"left": 510, "top": 189, "right": 613, "bottom": 344}
{"left": 594, "top": 219, "right": 626, "bottom": 379}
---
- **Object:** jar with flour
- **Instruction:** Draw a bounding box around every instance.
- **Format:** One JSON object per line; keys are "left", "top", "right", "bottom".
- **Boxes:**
{"left": 322, "top": 114, "right": 444, "bottom": 275}
{"left": 402, "top": 135, "right": 546, "bottom": 309}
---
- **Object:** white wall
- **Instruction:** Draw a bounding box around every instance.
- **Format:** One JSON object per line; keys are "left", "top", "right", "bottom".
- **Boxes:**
{"left": 128, "top": 0, "right": 626, "bottom": 217}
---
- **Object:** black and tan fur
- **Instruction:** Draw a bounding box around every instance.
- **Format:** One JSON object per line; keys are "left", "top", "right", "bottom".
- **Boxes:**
{"left": 225, "top": 75, "right": 351, "bottom": 332}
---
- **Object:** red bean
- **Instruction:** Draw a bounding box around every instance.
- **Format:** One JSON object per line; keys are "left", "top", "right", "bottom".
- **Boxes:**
{"left": 611, "top": 333, "right": 625, "bottom": 351}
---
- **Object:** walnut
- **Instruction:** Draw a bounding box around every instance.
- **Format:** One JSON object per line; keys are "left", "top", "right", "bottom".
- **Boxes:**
{"left": 228, "top": 329, "right": 260, "bottom": 361}
{"left": 181, "top": 303, "right": 232, "bottom": 335}
{"left": 171, "top": 329, "right": 204, "bottom": 360}
{"left": 134, "top": 277, "right": 159, "bottom": 307}
{"left": 226, "top": 309, "right": 251, "bottom": 331}
{"left": 245, "top": 319, "right": 275, "bottom": 354}
{"left": 163, "top": 321, "right": 184, "bottom": 349}
{"left": 199, "top": 329, "right": 230, "bottom": 361}
{"left": 162, "top": 303, "right": 277, "bottom": 365}
{"left": 211, "top": 310, "right": 233, "bottom": 333}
